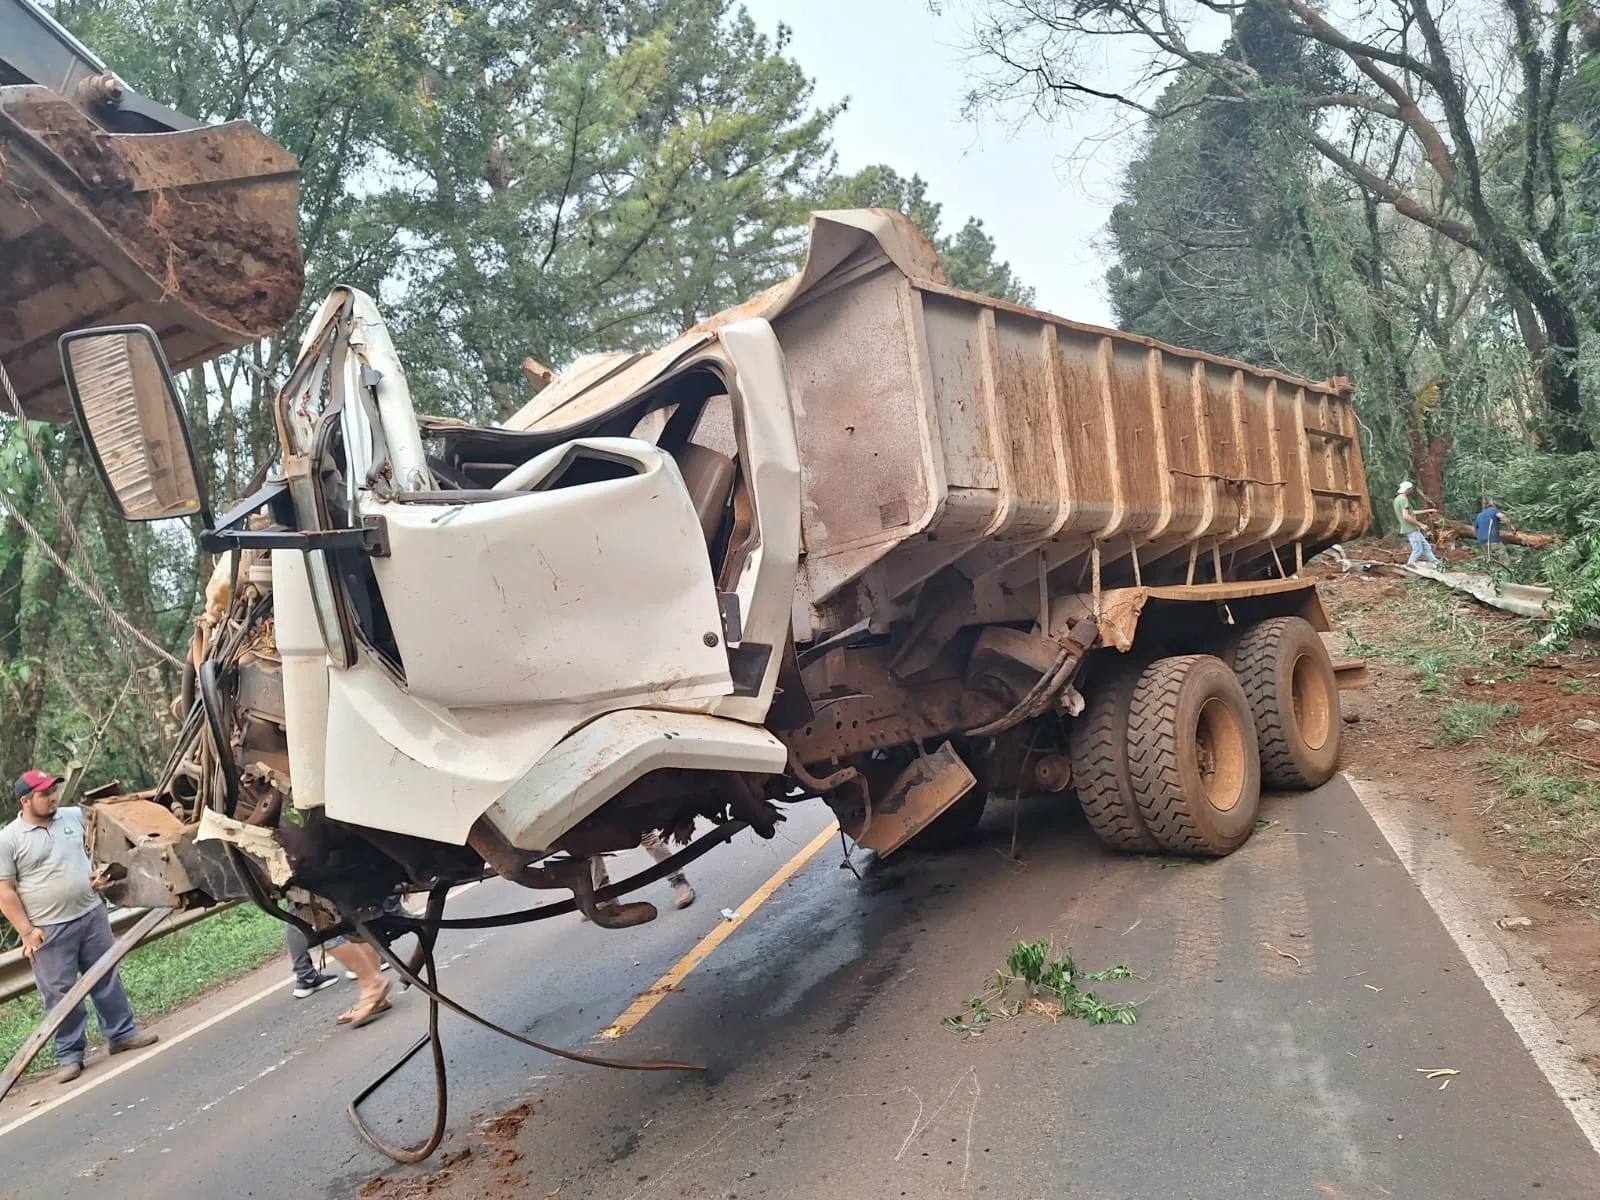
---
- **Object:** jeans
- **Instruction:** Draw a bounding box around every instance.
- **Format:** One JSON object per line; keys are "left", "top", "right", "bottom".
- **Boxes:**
{"left": 1407, "top": 529, "right": 1440, "bottom": 567}
{"left": 285, "top": 920, "right": 322, "bottom": 987}
{"left": 29, "top": 907, "right": 139, "bottom": 1064}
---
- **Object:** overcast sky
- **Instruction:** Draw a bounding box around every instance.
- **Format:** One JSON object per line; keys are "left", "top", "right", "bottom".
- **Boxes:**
{"left": 740, "top": 0, "right": 1123, "bottom": 325}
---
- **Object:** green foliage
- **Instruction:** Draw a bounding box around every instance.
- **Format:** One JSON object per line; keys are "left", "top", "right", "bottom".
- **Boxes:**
{"left": 1477, "top": 750, "right": 1600, "bottom": 875}
{"left": 1490, "top": 452, "right": 1600, "bottom": 645}
{"left": 943, "top": 938, "right": 1138, "bottom": 1035}
{"left": 1437, "top": 701, "right": 1520, "bottom": 746}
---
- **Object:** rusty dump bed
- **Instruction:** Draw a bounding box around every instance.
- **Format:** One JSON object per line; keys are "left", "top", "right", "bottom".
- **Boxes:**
{"left": 0, "top": 86, "right": 303, "bottom": 420}
{"left": 507, "top": 210, "right": 1373, "bottom": 635}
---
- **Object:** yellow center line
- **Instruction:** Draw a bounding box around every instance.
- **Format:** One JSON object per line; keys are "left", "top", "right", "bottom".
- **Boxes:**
{"left": 598, "top": 821, "right": 838, "bottom": 1040}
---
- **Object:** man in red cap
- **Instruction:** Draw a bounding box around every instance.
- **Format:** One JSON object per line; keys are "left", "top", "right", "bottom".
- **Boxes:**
{"left": 0, "top": 770, "right": 158, "bottom": 1082}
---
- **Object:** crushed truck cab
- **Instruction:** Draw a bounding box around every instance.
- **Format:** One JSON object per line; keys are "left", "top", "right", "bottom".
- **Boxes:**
{"left": 65, "top": 209, "right": 1369, "bottom": 945}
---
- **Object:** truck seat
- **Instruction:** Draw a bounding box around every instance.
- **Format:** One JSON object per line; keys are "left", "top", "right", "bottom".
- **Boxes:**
{"left": 671, "top": 442, "right": 735, "bottom": 552}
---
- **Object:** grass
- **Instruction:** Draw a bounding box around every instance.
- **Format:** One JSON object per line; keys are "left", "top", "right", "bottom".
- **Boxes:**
{"left": 1438, "top": 701, "right": 1520, "bottom": 745}
{"left": 943, "top": 939, "right": 1138, "bottom": 1036}
{"left": 1342, "top": 580, "right": 1547, "bottom": 698}
{"left": 0, "top": 904, "right": 286, "bottom": 1073}
{"left": 1478, "top": 750, "right": 1600, "bottom": 867}
{"left": 1332, "top": 556, "right": 1599, "bottom": 895}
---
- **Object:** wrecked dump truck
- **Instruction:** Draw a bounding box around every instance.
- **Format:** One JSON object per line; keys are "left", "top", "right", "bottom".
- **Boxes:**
{"left": 53, "top": 206, "right": 1371, "bottom": 944}
{"left": 1, "top": 4, "right": 1374, "bottom": 1131}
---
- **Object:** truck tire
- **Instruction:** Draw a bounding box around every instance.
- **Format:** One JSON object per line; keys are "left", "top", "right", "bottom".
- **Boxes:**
{"left": 903, "top": 788, "right": 988, "bottom": 852}
{"left": 1234, "top": 616, "right": 1341, "bottom": 790}
{"left": 1127, "top": 655, "right": 1261, "bottom": 857}
{"left": 1069, "top": 661, "right": 1160, "bottom": 853}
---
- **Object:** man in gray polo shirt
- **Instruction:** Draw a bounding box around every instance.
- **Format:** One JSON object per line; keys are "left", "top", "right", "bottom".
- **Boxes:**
{"left": 0, "top": 769, "right": 157, "bottom": 1082}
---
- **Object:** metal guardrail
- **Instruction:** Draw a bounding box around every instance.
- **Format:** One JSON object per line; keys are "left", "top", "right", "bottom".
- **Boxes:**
{"left": 0, "top": 903, "right": 233, "bottom": 1004}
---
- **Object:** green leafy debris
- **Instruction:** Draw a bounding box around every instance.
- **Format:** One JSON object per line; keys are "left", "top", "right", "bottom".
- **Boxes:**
{"left": 943, "top": 939, "right": 1139, "bottom": 1036}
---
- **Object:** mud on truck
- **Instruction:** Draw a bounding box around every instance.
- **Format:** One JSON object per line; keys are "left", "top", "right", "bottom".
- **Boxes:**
{"left": 1, "top": 0, "right": 1371, "bottom": 1153}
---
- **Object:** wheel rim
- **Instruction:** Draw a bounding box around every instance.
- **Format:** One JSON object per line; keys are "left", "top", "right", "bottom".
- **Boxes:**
{"left": 1290, "top": 652, "right": 1332, "bottom": 751}
{"left": 1194, "top": 697, "right": 1248, "bottom": 812}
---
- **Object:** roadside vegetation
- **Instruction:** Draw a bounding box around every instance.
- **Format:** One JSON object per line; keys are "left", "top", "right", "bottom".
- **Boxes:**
{"left": 1327, "top": 562, "right": 1600, "bottom": 905}
{"left": 0, "top": 905, "right": 286, "bottom": 1073}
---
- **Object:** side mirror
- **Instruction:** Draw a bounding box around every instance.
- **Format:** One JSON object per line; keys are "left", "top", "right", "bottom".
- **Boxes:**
{"left": 59, "top": 325, "right": 210, "bottom": 523}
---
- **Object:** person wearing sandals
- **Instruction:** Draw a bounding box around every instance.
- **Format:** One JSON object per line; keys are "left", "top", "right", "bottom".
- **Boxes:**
{"left": 585, "top": 829, "right": 696, "bottom": 921}
{"left": 285, "top": 900, "right": 391, "bottom": 1027}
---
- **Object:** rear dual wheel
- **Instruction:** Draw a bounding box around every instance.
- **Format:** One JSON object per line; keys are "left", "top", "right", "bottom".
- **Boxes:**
{"left": 1068, "top": 659, "right": 1161, "bottom": 853}
{"left": 1126, "top": 655, "right": 1261, "bottom": 856}
{"left": 1233, "top": 617, "right": 1341, "bottom": 790}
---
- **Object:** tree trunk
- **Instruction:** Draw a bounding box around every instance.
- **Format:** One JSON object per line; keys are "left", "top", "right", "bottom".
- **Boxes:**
{"left": 1408, "top": 430, "right": 1451, "bottom": 511}
{"left": 1531, "top": 295, "right": 1587, "bottom": 452}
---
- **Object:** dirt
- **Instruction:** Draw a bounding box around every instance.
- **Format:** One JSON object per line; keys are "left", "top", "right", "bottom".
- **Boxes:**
{"left": 481, "top": 1102, "right": 533, "bottom": 1142}
{"left": 1308, "top": 541, "right": 1600, "bottom": 1049}
{"left": 359, "top": 1148, "right": 474, "bottom": 1198}
{"left": 1, "top": 92, "right": 303, "bottom": 344}
{"left": 359, "top": 1103, "right": 545, "bottom": 1199}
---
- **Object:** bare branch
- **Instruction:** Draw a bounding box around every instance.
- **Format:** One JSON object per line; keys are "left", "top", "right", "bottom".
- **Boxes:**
{"left": 1302, "top": 128, "right": 1484, "bottom": 252}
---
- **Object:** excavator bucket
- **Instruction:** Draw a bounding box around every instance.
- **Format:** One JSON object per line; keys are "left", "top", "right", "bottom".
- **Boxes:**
{"left": 0, "top": 85, "right": 304, "bottom": 421}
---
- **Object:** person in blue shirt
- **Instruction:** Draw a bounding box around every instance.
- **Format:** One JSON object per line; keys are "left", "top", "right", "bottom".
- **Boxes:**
{"left": 1473, "top": 502, "right": 1517, "bottom": 564}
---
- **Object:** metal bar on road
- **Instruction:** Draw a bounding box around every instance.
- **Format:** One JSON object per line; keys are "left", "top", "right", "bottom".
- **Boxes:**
{"left": 0, "top": 903, "right": 233, "bottom": 1005}
{"left": 0, "top": 907, "right": 171, "bottom": 1103}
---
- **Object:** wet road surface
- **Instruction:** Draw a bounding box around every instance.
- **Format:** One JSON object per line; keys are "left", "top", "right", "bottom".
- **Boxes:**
{"left": 2, "top": 779, "right": 1597, "bottom": 1199}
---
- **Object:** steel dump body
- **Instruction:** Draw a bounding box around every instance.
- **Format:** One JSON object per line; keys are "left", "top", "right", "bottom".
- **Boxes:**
{"left": 510, "top": 211, "right": 1371, "bottom": 637}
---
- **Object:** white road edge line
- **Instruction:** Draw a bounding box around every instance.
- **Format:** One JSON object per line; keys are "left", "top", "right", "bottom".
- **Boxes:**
{"left": 0, "top": 878, "right": 487, "bottom": 1141}
{"left": 1348, "top": 776, "right": 1600, "bottom": 1158}
{"left": 0, "top": 975, "right": 283, "bottom": 1141}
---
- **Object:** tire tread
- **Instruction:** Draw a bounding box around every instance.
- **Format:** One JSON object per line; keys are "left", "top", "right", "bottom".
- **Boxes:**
{"left": 1126, "top": 655, "right": 1258, "bottom": 856}
{"left": 1070, "top": 661, "right": 1160, "bottom": 852}
{"left": 1234, "top": 617, "right": 1339, "bottom": 790}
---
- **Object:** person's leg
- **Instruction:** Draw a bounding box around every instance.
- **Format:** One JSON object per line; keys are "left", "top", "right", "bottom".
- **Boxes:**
{"left": 579, "top": 854, "right": 614, "bottom": 923}
{"left": 1424, "top": 536, "right": 1442, "bottom": 567}
{"left": 285, "top": 920, "right": 320, "bottom": 988}
{"left": 328, "top": 939, "right": 390, "bottom": 1026}
{"left": 29, "top": 919, "right": 90, "bottom": 1072}
{"left": 641, "top": 830, "right": 695, "bottom": 909}
{"left": 74, "top": 906, "right": 142, "bottom": 1048}
{"left": 1407, "top": 530, "right": 1434, "bottom": 565}
{"left": 284, "top": 920, "right": 338, "bottom": 994}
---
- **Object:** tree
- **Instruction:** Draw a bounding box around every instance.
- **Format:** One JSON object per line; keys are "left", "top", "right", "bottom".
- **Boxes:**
{"left": 823, "top": 165, "right": 1036, "bottom": 304}
{"left": 351, "top": 1, "right": 840, "bottom": 418}
{"left": 966, "top": 0, "right": 1598, "bottom": 451}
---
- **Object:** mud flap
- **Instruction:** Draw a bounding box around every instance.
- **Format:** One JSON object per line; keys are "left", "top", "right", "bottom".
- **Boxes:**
{"left": 843, "top": 741, "right": 977, "bottom": 858}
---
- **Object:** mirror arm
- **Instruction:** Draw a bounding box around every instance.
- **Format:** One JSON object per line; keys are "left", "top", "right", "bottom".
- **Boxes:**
{"left": 199, "top": 516, "right": 390, "bottom": 558}
{"left": 207, "top": 474, "right": 291, "bottom": 536}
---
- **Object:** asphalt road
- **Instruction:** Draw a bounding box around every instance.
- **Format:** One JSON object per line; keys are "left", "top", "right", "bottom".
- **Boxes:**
{"left": 2, "top": 778, "right": 1597, "bottom": 1199}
